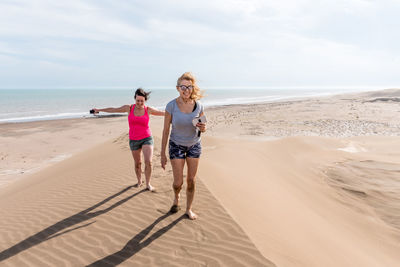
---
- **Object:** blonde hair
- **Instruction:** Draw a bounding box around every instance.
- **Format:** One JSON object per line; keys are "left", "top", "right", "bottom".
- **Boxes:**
{"left": 176, "top": 72, "right": 204, "bottom": 100}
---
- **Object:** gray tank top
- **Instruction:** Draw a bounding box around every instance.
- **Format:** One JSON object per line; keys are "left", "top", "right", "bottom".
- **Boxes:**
{"left": 165, "top": 99, "right": 204, "bottom": 146}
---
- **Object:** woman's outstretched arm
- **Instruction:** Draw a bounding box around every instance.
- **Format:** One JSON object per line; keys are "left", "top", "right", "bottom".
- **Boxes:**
{"left": 93, "top": 105, "right": 130, "bottom": 114}
{"left": 148, "top": 106, "right": 165, "bottom": 116}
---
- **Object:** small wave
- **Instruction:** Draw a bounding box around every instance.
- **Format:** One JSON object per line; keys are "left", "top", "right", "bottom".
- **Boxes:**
{"left": 0, "top": 112, "right": 89, "bottom": 123}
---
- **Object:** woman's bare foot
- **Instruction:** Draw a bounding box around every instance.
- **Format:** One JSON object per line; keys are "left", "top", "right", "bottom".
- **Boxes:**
{"left": 134, "top": 180, "right": 144, "bottom": 188}
{"left": 185, "top": 209, "right": 197, "bottom": 220}
{"left": 146, "top": 184, "right": 155, "bottom": 192}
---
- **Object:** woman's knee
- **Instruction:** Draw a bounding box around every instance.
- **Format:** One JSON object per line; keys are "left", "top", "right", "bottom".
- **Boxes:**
{"left": 173, "top": 182, "right": 183, "bottom": 191}
{"left": 135, "top": 161, "right": 142, "bottom": 169}
{"left": 186, "top": 178, "right": 196, "bottom": 192}
{"left": 144, "top": 161, "right": 152, "bottom": 168}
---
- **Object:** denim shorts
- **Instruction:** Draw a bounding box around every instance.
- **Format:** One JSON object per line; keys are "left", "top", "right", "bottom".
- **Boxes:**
{"left": 129, "top": 136, "right": 154, "bottom": 151}
{"left": 169, "top": 140, "right": 202, "bottom": 159}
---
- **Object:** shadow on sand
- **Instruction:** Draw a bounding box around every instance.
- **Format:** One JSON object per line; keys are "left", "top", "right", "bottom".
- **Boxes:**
{"left": 87, "top": 214, "right": 185, "bottom": 266}
{"left": 0, "top": 185, "right": 145, "bottom": 261}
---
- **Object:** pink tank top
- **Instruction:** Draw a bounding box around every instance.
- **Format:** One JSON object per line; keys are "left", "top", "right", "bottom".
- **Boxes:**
{"left": 128, "top": 104, "right": 152, "bottom": 140}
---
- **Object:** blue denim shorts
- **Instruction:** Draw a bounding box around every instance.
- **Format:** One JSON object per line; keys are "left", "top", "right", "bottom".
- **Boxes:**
{"left": 129, "top": 136, "right": 154, "bottom": 151}
{"left": 169, "top": 140, "right": 202, "bottom": 159}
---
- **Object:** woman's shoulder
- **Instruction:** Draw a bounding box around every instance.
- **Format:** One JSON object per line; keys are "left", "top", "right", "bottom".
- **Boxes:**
{"left": 165, "top": 98, "right": 177, "bottom": 111}
{"left": 167, "top": 98, "right": 177, "bottom": 105}
{"left": 145, "top": 105, "right": 156, "bottom": 112}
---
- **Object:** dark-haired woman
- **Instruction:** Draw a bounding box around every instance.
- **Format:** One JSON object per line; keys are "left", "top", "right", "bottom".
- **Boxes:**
{"left": 93, "top": 88, "right": 165, "bottom": 191}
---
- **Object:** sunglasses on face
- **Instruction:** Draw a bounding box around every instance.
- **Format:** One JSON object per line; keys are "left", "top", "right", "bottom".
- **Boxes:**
{"left": 178, "top": 85, "right": 194, "bottom": 91}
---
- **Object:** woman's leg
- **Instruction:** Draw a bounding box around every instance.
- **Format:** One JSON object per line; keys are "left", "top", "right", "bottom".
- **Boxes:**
{"left": 131, "top": 149, "right": 143, "bottom": 186}
{"left": 142, "top": 144, "right": 154, "bottom": 191}
{"left": 185, "top": 157, "right": 200, "bottom": 220}
{"left": 170, "top": 159, "right": 185, "bottom": 208}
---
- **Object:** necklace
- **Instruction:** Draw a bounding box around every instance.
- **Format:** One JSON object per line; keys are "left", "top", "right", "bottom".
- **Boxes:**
{"left": 179, "top": 97, "right": 192, "bottom": 104}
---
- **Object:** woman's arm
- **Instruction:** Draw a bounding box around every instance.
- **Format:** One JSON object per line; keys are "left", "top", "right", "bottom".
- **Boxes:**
{"left": 161, "top": 111, "right": 172, "bottom": 170}
{"left": 148, "top": 106, "right": 165, "bottom": 116}
{"left": 93, "top": 105, "right": 130, "bottom": 114}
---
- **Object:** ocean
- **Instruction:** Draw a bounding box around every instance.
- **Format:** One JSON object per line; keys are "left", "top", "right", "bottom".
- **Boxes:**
{"left": 0, "top": 88, "right": 367, "bottom": 123}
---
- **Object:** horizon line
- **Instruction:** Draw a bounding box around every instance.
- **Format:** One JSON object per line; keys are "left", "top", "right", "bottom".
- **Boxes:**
{"left": 0, "top": 86, "right": 398, "bottom": 90}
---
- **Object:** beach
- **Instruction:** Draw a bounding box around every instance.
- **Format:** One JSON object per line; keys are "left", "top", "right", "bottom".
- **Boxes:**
{"left": 1, "top": 89, "right": 400, "bottom": 266}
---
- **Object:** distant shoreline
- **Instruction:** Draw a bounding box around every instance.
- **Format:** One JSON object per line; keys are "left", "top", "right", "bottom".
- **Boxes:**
{"left": 0, "top": 87, "right": 380, "bottom": 124}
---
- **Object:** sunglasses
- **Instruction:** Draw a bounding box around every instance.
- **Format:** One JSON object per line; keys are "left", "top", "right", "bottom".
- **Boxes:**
{"left": 178, "top": 85, "right": 194, "bottom": 91}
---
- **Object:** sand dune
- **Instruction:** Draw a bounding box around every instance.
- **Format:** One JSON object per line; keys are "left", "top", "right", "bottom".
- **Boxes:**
{"left": 0, "top": 116, "right": 128, "bottom": 189}
{"left": 200, "top": 136, "right": 400, "bottom": 267}
{"left": 0, "top": 134, "right": 274, "bottom": 267}
{"left": 1, "top": 89, "right": 400, "bottom": 266}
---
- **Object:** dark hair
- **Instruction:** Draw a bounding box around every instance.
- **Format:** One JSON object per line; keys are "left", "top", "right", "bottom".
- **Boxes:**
{"left": 134, "top": 88, "right": 151, "bottom": 100}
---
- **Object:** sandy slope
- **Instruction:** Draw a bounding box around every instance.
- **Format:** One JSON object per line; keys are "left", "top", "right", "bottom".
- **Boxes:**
{"left": 200, "top": 135, "right": 400, "bottom": 267}
{"left": 1, "top": 89, "right": 400, "bottom": 266}
{"left": 0, "top": 134, "right": 274, "bottom": 267}
{"left": 0, "top": 116, "right": 128, "bottom": 188}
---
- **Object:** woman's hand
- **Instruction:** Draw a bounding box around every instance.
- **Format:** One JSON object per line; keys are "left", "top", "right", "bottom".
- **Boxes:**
{"left": 92, "top": 108, "right": 100, "bottom": 114}
{"left": 161, "top": 153, "right": 168, "bottom": 170}
{"left": 196, "top": 122, "right": 206, "bottom": 133}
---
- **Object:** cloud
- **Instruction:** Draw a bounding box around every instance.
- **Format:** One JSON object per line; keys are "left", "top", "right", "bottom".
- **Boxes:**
{"left": 0, "top": 0, "right": 399, "bottom": 88}
{"left": 0, "top": 0, "right": 146, "bottom": 43}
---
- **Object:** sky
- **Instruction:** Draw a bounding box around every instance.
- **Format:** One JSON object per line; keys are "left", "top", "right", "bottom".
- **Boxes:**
{"left": 0, "top": 0, "right": 399, "bottom": 89}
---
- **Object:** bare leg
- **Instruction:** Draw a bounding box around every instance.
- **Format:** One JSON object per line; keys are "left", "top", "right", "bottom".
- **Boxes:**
{"left": 170, "top": 159, "right": 185, "bottom": 208}
{"left": 131, "top": 149, "right": 143, "bottom": 187}
{"left": 142, "top": 145, "right": 154, "bottom": 191}
{"left": 186, "top": 157, "right": 200, "bottom": 220}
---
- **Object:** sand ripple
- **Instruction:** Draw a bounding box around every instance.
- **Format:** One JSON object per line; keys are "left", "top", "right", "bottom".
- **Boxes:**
{"left": 0, "top": 135, "right": 274, "bottom": 266}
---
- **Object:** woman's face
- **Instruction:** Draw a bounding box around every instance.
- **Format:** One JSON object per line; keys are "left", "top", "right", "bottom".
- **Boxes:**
{"left": 135, "top": 95, "right": 146, "bottom": 107}
{"left": 177, "top": 79, "right": 193, "bottom": 100}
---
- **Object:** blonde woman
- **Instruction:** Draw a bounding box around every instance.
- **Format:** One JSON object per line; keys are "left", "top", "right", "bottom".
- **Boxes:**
{"left": 161, "top": 72, "right": 206, "bottom": 220}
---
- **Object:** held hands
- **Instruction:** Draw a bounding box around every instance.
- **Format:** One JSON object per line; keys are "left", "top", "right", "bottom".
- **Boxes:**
{"left": 192, "top": 116, "right": 207, "bottom": 133}
{"left": 196, "top": 122, "right": 206, "bottom": 132}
